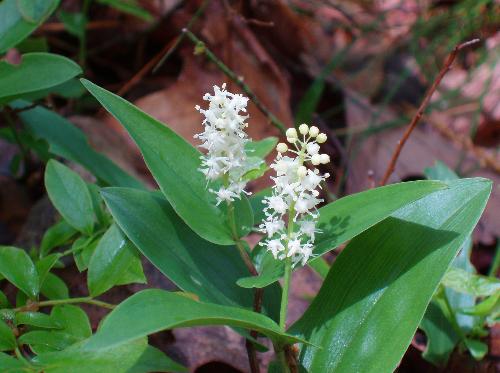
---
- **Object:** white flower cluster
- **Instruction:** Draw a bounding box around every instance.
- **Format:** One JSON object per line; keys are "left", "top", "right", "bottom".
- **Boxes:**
{"left": 259, "top": 124, "right": 330, "bottom": 266}
{"left": 195, "top": 84, "right": 251, "bottom": 205}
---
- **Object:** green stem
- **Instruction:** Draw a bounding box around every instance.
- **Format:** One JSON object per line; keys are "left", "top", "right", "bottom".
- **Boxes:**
{"left": 279, "top": 199, "right": 296, "bottom": 331}
{"left": 488, "top": 241, "right": 500, "bottom": 277}
{"left": 14, "top": 297, "right": 115, "bottom": 312}
{"left": 223, "top": 181, "right": 261, "bottom": 373}
{"left": 278, "top": 349, "right": 291, "bottom": 373}
{"left": 442, "top": 291, "right": 466, "bottom": 341}
{"left": 280, "top": 257, "right": 292, "bottom": 330}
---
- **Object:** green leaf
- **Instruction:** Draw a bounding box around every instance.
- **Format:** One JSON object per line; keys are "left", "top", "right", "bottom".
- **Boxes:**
{"left": 420, "top": 301, "right": 459, "bottom": 367}
{"left": 307, "top": 257, "right": 330, "bottom": 279}
{"left": 0, "top": 319, "right": 16, "bottom": 351}
{"left": 0, "top": 246, "right": 39, "bottom": 299}
{"left": 127, "top": 345, "right": 187, "bottom": 373}
{"left": 425, "top": 161, "right": 477, "bottom": 335}
{"left": 45, "top": 160, "right": 95, "bottom": 235}
{"left": 245, "top": 137, "right": 278, "bottom": 159}
{"left": 86, "top": 289, "right": 305, "bottom": 350}
{"left": 0, "top": 0, "right": 60, "bottom": 53}
{"left": 74, "top": 236, "right": 100, "bottom": 272}
{"left": 35, "top": 338, "right": 179, "bottom": 373}
{"left": 424, "top": 160, "right": 458, "bottom": 181}
{"left": 81, "top": 79, "right": 233, "bottom": 245}
{"left": 16, "top": 312, "right": 60, "bottom": 329}
{"left": 51, "top": 305, "right": 91, "bottom": 340}
{"left": 464, "top": 338, "right": 488, "bottom": 360}
{"left": 19, "top": 330, "right": 79, "bottom": 353}
{"left": 0, "top": 53, "right": 81, "bottom": 104}
{"left": 461, "top": 292, "right": 500, "bottom": 317}
{"left": 87, "top": 183, "right": 107, "bottom": 227}
{"left": 96, "top": 0, "right": 153, "bottom": 21}
{"left": 115, "top": 253, "right": 146, "bottom": 286}
{"left": 20, "top": 78, "right": 87, "bottom": 101}
{"left": 0, "top": 352, "right": 29, "bottom": 372}
{"left": 249, "top": 187, "right": 272, "bottom": 224}
{"left": 40, "top": 220, "right": 77, "bottom": 257}
{"left": 36, "top": 254, "right": 61, "bottom": 286}
{"left": 221, "top": 196, "right": 254, "bottom": 238}
{"left": 15, "top": 103, "right": 143, "bottom": 188}
{"left": 290, "top": 178, "right": 491, "bottom": 372}
{"left": 442, "top": 268, "right": 500, "bottom": 297}
{"left": 239, "top": 180, "right": 446, "bottom": 288}
{"left": 40, "top": 273, "right": 69, "bottom": 300}
{"left": 88, "top": 224, "right": 143, "bottom": 297}
{"left": 22, "top": 305, "right": 91, "bottom": 353}
{"left": 101, "top": 187, "right": 280, "bottom": 320}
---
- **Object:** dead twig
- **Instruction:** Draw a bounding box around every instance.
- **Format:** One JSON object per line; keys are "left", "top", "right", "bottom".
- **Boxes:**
{"left": 379, "top": 38, "right": 480, "bottom": 186}
{"left": 115, "top": 38, "right": 176, "bottom": 98}
{"left": 38, "top": 20, "right": 120, "bottom": 32}
{"left": 152, "top": 0, "right": 210, "bottom": 73}
{"left": 182, "top": 28, "right": 287, "bottom": 134}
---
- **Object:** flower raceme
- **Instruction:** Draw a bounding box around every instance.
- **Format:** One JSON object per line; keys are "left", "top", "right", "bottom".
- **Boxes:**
{"left": 260, "top": 124, "right": 330, "bottom": 266}
{"left": 195, "top": 84, "right": 251, "bottom": 205}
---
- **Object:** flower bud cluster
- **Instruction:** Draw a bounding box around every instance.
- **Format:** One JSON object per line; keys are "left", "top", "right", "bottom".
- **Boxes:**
{"left": 195, "top": 84, "right": 251, "bottom": 205}
{"left": 259, "top": 124, "right": 330, "bottom": 266}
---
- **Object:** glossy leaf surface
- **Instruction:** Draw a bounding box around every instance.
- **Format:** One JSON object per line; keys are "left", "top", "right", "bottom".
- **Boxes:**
{"left": 290, "top": 178, "right": 491, "bottom": 373}
{"left": 45, "top": 160, "right": 95, "bottom": 235}
{"left": 0, "top": 246, "right": 39, "bottom": 299}
{"left": 88, "top": 224, "right": 144, "bottom": 296}
{"left": 101, "top": 187, "right": 280, "bottom": 319}
{"left": 239, "top": 180, "right": 446, "bottom": 288}
{"left": 81, "top": 79, "right": 233, "bottom": 245}
{"left": 0, "top": 0, "right": 59, "bottom": 53}
{"left": 0, "top": 53, "right": 80, "bottom": 103}
{"left": 87, "top": 289, "right": 305, "bottom": 350}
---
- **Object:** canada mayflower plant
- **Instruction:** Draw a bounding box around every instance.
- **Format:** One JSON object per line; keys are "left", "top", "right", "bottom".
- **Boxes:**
{"left": 260, "top": 124, "right": 330, "bottom": 267}
{"left": 0, "top": 71, "right": 491, "bottom": 373}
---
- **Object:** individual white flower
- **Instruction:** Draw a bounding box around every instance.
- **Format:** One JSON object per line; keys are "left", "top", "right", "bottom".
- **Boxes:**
{"left": 211, "top": 187, "right": 238, "bottom": 205}
{"left": 259, "top": 217, "right": 285, "bottom": 238}
{"left": 259, "top": 125, "right": 331, "bottom": 267}
{"left": 299, "top": 220, "right": 320, "bottom": 242}
{"left": 195, "top": 84, "right": 252, "bottom": 205}
{"left": 267, "top": 239, "right": 286, "bottom": 259}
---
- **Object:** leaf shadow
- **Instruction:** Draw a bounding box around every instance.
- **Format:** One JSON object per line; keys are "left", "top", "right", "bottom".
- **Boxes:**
{"left": 291, "top": 217, "right": 459, "bottom": 343}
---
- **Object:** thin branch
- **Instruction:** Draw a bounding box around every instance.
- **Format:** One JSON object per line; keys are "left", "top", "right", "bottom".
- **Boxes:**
{"left": 152, "top": 0, "right": 210, "bottom": 73}
{"left": 182, "top": 28, "right": 287, "bottom": 134}
{"left": 379, "top": 38, "right": 480, "bottom": 186}
{"left": 39, "top": 20, "right": 120, "bottom": 32}
{"left": 14, "top": 297, "right": 115, "bottom": 313}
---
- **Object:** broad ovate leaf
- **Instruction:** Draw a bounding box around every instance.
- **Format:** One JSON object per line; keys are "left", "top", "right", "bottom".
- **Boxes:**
{"left": 88, "top": 224, "right": 145, "bottom": 297}
{"left": 0, "top": 246, "right": 39, "bottom": 299}
{"left": 45, "top": 160, "right": 95, "bottom": 235}
{"left": 0, "top": 53, "right": 81, "bottom": 103}
{"left": 0, "top": 0, "right": 59, "bottom": 53}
